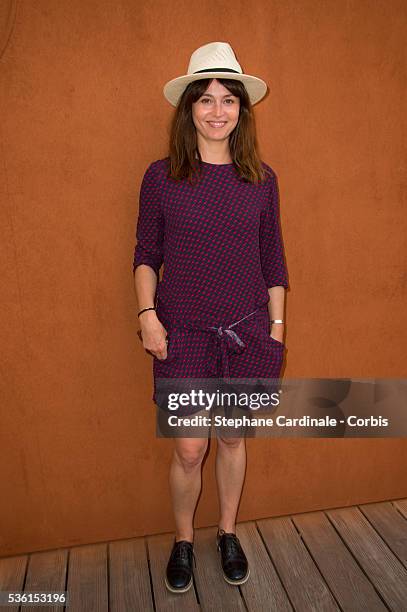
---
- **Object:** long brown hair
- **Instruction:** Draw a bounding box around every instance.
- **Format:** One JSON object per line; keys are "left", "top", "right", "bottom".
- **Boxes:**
{"left": 167, "top": 78, "right": 269, "bottom": 185}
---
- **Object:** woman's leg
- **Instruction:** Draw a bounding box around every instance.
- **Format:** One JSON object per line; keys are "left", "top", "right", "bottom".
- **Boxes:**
{"left": 169, "top": 436, "right": 208, "bottom": 542}
{"left": 215, "top": 436, "right": 247, "bottom": 532}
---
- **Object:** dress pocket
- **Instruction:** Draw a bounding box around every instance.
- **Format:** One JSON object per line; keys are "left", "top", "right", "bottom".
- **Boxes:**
{"left": 253, "top": 309, "right": 286, "bottom": 350}
{"left": 267, "top": 334, "right": 285, "bottom": 349}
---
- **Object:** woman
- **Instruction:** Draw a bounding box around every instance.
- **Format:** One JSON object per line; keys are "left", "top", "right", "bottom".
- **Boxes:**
{"left": 133, "top": 42, "right": 289, "bottom": 593}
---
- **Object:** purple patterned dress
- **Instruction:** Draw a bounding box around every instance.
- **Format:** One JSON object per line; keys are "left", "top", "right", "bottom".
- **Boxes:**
{"left": 133, "top": 157, "right": 289, "bottom": 405}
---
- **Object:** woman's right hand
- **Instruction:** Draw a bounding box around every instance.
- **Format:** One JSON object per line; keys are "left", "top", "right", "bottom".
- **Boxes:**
{"left": 138, "top": 311, "right": 169, "bottom": 360}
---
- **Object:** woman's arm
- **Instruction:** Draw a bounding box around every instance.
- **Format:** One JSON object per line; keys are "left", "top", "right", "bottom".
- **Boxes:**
{"left": 134, "top": 264, "right": 157, "bottom": 313}
{"left": 267, "top": 286, "right": 285, "bottom": 343}
{"left": 134, "top": 264, "right": 168, "bottom": 360}
{"left": 132, "top": 162, "right": 167, "bottom": 359}
{"left": 259, "top": 170, "right": 289, "bottom": 344}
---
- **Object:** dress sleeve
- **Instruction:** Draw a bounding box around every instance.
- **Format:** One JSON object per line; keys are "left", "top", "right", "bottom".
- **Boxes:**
{"left": 259, "top": 171, "right": 289, "bottom": 289}
{"left": 132, "top": 163, "right": 164, "bottom": 277}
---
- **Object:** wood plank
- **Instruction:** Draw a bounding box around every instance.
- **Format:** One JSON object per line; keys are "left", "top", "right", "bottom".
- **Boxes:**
{"left": 109, "top": 538, "right": 154, "bottom": 612}
{"left": 258, "top": 516, "right": 340, "bottom": 611}
{"left": 147, "top": 533, "right": 199, "bottom": 612}
{"left": 108, "top": 538, "right": 154, "bottom": 612}
{"left": 23, "top": 548, "right": 68, "bottom": 612}
{"left": 2, "top": 499, "right": 406, "bottom": 611}
{"left": 327, "top": 506, "right": 407, "bottom": 611}
{"left": 0, "top": 555, "right": 27, "bottom": 612}
{"left": 359, "top": 501, "right": 407, "bottom": 568}
{"left": 193, "top": 526, "right": 246, "bottom": 612}
{"left": 293, "top": 510, "right": 386, "bottom": 611}
{"left": 393, "top": 498, "right": 407, "bottom": 520}
{"left": 0, "top": 554, "right": 27, "bottom": 589}
{"left": 238, "top": 521, "right": 293, "bottom": 611}
{"left": 66, "top": 543, "right": 108, "bottom": 612}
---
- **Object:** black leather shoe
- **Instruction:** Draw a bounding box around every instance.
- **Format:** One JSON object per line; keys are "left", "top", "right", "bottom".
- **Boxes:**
{"left": 165, "top": 539, "right": 196, "bottom": 593}
{"left": 216, "top": 528, "right": 250, "bottom": 585}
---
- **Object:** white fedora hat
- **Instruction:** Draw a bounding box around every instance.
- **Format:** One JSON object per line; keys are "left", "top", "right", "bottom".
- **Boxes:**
{"left": 163, "top": 42, "right": 268, "bottom": 107}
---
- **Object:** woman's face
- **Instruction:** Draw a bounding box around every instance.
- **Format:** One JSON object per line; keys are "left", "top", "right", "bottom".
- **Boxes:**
{"left": 192, "top": 79, "right": 240, "bottom": 145}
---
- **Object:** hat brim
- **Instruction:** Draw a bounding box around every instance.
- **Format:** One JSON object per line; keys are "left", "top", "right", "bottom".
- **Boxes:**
{"left": 163, "top": 72, "right": 268, "bottom": 107}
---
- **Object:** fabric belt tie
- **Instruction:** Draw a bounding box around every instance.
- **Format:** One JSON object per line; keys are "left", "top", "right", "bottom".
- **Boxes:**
{"left": 181, "top": 308, "right": 259, "bottom": 379}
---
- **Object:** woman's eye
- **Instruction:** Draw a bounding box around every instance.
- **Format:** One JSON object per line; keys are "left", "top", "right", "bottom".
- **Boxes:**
{"left": 199, "top": 97, "right": 236, "bottom": 104}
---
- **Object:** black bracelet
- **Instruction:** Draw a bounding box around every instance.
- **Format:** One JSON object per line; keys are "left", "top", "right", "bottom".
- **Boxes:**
{"left": 138, "top": 307, "right": 156, "bottom": 318}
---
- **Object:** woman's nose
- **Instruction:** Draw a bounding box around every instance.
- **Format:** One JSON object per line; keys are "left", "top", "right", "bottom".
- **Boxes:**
{"left": 213, "top": 101, "right": 224, "bottom": 117}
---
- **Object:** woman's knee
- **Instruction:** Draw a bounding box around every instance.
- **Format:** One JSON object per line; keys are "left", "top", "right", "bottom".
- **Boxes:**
{"left": 217, "top": 435, "right": 245, "bottom": 448}
{"left": 174, "top": 438, "right": 208, "bottom": 470}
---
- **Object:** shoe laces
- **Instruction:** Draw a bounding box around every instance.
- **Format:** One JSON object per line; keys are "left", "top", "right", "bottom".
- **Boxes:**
{"left": 173, "top": 540, "right": 197, "bottom": 568}
{"left": 217, "top": 528, "right": 242, "bottom": 556}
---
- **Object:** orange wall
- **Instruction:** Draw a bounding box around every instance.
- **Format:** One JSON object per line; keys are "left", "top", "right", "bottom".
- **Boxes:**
{"left": 1, "top": 0, "right": 406, "bottom": 557}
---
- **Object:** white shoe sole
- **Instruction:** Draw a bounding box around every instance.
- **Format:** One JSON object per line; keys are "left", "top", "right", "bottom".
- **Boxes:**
{"left": 222, "top": 567, "right": 250, "bottom": 585}
{"left": 164, "top": 574, "right": 193, "bottom": 593}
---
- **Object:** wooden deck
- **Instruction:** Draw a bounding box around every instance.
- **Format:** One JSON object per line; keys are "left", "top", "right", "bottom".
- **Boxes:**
{"left": 1, "top": 498, "right": 407, "bottom": 611}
